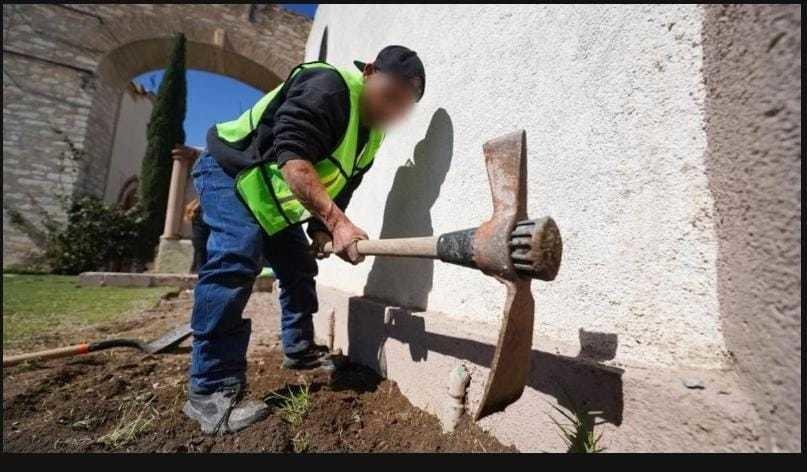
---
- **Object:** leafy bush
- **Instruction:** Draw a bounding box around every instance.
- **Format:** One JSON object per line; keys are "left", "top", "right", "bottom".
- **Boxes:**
{"left": 44, "top": 196, "right": 147, "bottom": 274}
{"left": 7, "top": 196, "right": 148, "bottom": 275}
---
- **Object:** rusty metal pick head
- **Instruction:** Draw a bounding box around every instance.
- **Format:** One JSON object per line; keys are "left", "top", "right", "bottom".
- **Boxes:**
{"left": 472, "top": 129, "right": 537, "bottom": 420}
{"left": 510, "top": 217, "right": 563, "bottom": 281}
{"left": 475, "top": 279, "right": 534, "bottom": 420}
{"left": 472, "top": 130, "right": 528, "bottom": 280}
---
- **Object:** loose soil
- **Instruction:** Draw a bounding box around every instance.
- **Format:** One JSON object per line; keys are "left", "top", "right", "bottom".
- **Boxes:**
{"left": 3, "top": 290, "right": 515, "bottom": 453}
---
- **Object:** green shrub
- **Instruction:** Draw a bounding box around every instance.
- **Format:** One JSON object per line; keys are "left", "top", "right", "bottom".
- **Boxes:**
{"left": 7, "top": 196, "right": 148, "bottom": 275}
{"left": 44, "top": 196, "right": 147, "bottom": 274}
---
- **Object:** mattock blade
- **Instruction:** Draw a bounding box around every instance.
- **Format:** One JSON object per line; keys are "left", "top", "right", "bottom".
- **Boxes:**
{"left": 475, "top": 279, "right": 534, "bottom": 420}
{"left": 472, "top": 129, "right": 536, "bottom": 420}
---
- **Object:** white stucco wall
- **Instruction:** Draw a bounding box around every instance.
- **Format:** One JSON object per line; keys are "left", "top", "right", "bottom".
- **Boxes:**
{"left": 306, "top": 4, "right": 724, "bottom": 370}
{"left": 103, "top": 85, "right": 153, "bottom": 204}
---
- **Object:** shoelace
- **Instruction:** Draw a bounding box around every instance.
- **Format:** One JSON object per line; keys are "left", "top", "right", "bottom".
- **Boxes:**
{"left": 213, "top": 383, "right": 242, "bottom": 435}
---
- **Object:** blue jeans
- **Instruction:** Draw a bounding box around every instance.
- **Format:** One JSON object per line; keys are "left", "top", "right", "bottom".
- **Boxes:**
{"left": 189, "top": 152, "right": 319, "bottom": 394}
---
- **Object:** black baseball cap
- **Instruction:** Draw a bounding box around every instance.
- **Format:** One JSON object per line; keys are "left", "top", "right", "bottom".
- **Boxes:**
{"left": 354, "top": 45, "right": 425, "bottom": 102}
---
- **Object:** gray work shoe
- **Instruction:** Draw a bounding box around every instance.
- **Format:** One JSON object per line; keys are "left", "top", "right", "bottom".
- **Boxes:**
{"left": 183, "top": 386, "right": 269, "bottom": 435}
{"left": 282, "top": 345, "right": 340, "bottom": 372}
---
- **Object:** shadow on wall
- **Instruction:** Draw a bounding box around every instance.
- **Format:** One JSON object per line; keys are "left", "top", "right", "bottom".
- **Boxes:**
{"left": 351, "top": 107, "right": 622, "bottom": 424}
{"left": 363, "top": 108, "right": 454, "bottom": 309}
{"left": 347, "top": 298, "right": 624, "bottom": 425}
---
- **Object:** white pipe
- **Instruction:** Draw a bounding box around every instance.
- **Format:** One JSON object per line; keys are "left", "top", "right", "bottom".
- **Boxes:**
{"left": 327, "top": 308, "right": 335, "bottom": 350}
{"left": 443, "top": 364, "right": 471, "bottom": 433}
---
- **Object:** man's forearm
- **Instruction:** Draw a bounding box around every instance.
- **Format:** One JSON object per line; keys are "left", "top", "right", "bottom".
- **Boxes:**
{"left": 280, "top": 159, "right": 346, "bottom": 232}
{"left": 307, "top": 176, "right": 359, "bottom": 236}
{"left": 281, "top": 157, "right": 368, "bottom": 264}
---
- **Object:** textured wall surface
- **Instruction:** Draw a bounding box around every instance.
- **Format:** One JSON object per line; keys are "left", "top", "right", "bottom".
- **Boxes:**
{"left": 701, "top": 4, "right": 801, "bottom": 452}
{"left": 306, "top": 4, "right": 801, "bottom": 451}
{"left": 307, "top": 4, "right": 722, "bottom": 368}
{"left": 3, "top": 4, "right": 310, "bottom": 267}
{"left": 102, "top": 85, "right": 153, "bottom": 204}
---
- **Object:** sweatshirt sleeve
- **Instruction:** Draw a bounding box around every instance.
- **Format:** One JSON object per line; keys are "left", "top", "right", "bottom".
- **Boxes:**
{"left": 265, "top": 68, "right": 350, "bottom": 167}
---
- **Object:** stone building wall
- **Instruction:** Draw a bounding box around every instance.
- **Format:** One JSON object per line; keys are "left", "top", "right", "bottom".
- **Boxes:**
{"left": 3, "top": 4, "right": 311, "bottom": 267}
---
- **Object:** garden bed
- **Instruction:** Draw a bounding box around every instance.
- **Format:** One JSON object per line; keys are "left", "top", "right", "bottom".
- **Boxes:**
{"left": 2, "top": 288, "right": 514, "bottom": 453}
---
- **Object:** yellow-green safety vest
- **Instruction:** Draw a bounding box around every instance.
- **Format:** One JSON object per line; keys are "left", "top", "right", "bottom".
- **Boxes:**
{"left": 217, "top": 62, "right": 385, "bottom": 236}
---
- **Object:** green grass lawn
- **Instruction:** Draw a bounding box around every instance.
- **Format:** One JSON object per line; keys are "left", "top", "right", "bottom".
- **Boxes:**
{"left": 2, "top": 273, "right": 174, "bottom": 348}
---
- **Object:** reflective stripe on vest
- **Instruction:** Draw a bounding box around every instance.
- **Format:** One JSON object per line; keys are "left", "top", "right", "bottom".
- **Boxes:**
{"left": 222, "top": 62, "right": 384, "bottom": 236}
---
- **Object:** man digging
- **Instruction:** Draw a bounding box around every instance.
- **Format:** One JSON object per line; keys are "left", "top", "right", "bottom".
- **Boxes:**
{"left": 183, "top": 46, "right": 426, "bottom": 434}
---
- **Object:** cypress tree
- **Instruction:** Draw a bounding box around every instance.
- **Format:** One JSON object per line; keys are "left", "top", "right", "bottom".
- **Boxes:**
{"left": 138, "top": 33, "right": 187, "bottom": 259}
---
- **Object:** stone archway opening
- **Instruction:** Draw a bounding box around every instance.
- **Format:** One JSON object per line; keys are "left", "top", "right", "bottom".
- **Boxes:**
{"left": 98, "top": 42, "right": 278, "bottom": 272}
{"left": 72, "top": 8, "right": 305, "bottom": 203}
{"left": 97, "top": 37, "right": 282, "bottom": 95}
{"left": 3, "top": 4, "right": 311, "bottom": 267}
{"left": 87, "top": 35, "right": 284, "bottom": 197}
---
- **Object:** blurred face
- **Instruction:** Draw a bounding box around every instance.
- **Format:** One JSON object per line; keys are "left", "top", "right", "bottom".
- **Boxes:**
{"left": 359, "top": 64, "right": 417, "bottom": 129}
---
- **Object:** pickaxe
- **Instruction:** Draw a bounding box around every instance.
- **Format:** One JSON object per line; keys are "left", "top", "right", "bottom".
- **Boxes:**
{"left": 323, "top": 129, "right": 563, "bottom": 420}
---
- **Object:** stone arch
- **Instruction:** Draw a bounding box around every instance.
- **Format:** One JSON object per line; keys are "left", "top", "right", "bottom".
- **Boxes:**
{"left": 3, "top": 4, "right": 311, "bottom": 265}
{"left": 85, "top": 30, "right": 287, "bottom": 198}
{"left": 80, "top": 8, "right": 308, "bottom": 198}
{"left": 90, "top": 10, "right": 293, "bottom": 92}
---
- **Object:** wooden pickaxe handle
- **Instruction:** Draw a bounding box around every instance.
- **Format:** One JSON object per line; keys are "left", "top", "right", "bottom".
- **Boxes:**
{"left": 321, "top": 237, "right": 439, "bottom": 259}
{"left": 319, "top": 216, "right": 560, "bottom": 282}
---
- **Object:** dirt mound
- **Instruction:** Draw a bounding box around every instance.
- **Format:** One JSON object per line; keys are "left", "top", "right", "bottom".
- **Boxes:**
{"left": 3, "top": 292, "right": 514, "bottom": 453}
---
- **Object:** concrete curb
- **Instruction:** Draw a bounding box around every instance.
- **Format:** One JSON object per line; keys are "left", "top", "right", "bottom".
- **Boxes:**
{"left": 312, "top": 284, "right": 764, "bottom": 452}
